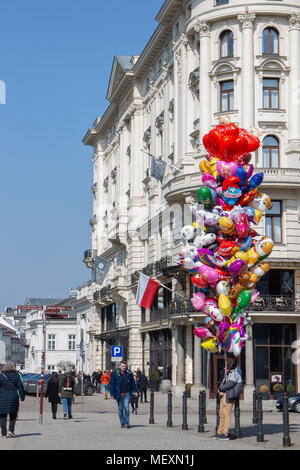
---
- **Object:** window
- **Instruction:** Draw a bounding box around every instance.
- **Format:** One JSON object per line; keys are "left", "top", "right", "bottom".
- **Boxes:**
{"left": 262, "top": 27, "right": 279, "bottom": 54}
{"left": 220, "top": 80, "right": 234, "bottom": 112}
{"left": 256, "top": 269, "right": 294, "bottom": 296}
{"left": 216, "top": 0, "right": 229, "bottom": 4}
{"left": 68, "top": 334, "right": 76, "bottom": 350}
{"left": 220, "top": 30, "right": 233, "bottom": 57}
{"left": 262, "top": 135, "right": 279, "bottom": 167}
{"left": 265, "top": 200, "right": 282, "bottom": 243}
{"left": 263, "top": 78, "right": 279, "bottom": 109}
{"left": 47, "top": 365, "right": 55, "bottom": 372}
{"left": 48, "top": 334, "right": 56, "bottom": 350}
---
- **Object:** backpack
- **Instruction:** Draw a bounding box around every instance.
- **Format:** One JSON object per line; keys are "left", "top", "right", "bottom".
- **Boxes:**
{"left": 62, "top": 374, "right": 73, "bottom": 391}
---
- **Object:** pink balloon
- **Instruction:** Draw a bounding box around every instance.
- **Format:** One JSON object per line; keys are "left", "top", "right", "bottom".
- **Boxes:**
{"left": 217, "top": 161, "right": 238, "bottom": 179}
{"left": 190, "top": 292, "right": 206, "bottom": 311}
{"left": 236, "top": 213, "right": 249, "bottom": 239}
{"left": 199, "top": 265, "right": 220, "bottom": 286}
{"left": 193, "top": 327, "right": 215, "bottom": 339}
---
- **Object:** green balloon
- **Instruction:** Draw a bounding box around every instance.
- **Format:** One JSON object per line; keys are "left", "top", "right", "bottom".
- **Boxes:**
{"left": 197, "top": 187, "right": 212, "bottom": 207}
{"left": 236, "top": 290, "right": 252, "bottom": 310}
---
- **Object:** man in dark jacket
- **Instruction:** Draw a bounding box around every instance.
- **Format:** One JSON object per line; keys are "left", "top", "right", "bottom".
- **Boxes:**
{"left": 136, "top": 370, "right": 149, "bottom": 403}
{"left": 58, "top": 367, "right": 76, "bottom": 419}
{"left": 216, "top": 354, "right": 243, "bottom": 440}
{"left": 110, "top": 361, "right": 138, "bottom": 428}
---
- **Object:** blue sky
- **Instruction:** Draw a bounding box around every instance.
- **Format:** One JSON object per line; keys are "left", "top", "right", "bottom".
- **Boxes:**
{"left": 0, "top": 0, "right": 164, "bottom": 311}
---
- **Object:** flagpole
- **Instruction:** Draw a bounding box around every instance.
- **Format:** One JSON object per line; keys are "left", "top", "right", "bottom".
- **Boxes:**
{"left": 141, "top": 149, "right": 184, "bottom": 173}
{"left": 151, "top": 276, "right": 187, "bottom": 300}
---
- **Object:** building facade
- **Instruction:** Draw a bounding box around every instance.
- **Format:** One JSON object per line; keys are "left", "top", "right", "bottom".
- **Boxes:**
{"left": 83, "top": 0, "right": 300, "bottom": 401}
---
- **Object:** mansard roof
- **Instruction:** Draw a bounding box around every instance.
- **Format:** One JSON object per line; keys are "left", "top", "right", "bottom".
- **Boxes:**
{"left": 106, "top": 55, "right": 137, "bottom": 102}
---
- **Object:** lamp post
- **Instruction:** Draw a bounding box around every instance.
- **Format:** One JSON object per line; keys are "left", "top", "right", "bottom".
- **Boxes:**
{"left": 39, "top": 307, "right": 46, "bottom": 424}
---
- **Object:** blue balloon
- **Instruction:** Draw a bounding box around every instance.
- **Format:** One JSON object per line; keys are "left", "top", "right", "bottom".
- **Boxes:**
{"left": 248, "top": 172, "right": 264, "bottom": 190}
{"left": 235, "top": 166, "right": 248, "bottom": 185}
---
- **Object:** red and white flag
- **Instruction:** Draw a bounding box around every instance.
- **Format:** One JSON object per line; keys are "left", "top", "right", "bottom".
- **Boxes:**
{"left": 136, "top": 273, "right": 160, "bottom": 309}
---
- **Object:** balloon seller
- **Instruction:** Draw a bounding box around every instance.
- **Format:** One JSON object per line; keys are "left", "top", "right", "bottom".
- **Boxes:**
{"left": 179, "top": 119, "right": 274, "bottom": 359}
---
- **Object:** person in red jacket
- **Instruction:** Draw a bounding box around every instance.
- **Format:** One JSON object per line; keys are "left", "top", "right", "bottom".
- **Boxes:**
{"left": 101, "top": 370, "right": 111, "bottom": 399}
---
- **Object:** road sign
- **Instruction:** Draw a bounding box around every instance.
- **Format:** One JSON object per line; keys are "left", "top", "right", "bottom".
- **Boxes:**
{"left": 111, "top": 345, "right": 123, "bottom": 362}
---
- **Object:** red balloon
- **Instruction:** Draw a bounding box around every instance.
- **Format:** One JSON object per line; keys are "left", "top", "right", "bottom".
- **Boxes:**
{"left": 191, "top": 274, "right": 209, "bottom": 288}
{"left": 238, "top": 190, "right": 258, "bottom": 206}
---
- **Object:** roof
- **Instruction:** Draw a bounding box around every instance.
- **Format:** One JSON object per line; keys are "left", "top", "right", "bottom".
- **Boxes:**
{"left": 106, "top": 55, "right": 137, "bottom": 101}
{"left": 25, "top": 298, "right": 64, "bottom": 306}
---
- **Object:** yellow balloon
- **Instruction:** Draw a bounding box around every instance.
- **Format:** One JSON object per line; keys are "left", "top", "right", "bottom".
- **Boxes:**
{"left": 201, "top": 338, "right": 219, "bottom": 353}
{"left": 218, "top": 293, "right": 232, "bottom": 317}
{"left": 246, "top": 247, "right": 259, "bottom": 266}
{"left": 199, "top": 160, "right": 211, "bottom": 175}
{"left": 210, "top": 158, "right": 220, "bottom": 179}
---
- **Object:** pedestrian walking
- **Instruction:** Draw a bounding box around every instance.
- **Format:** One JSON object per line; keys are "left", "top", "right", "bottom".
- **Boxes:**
{"left": 215, "top": 353, "right": 243, "bottom": 440}
{"left": 0, "top": 361, "right": 25, "bottom": 438}
{"left": 101, "top": 370, "right": 111, "bottom": 400}
{"left": 45, "top": 372, "right": 60, "bottom": 419}
{"left": 136, "top": 370, "right": 149, "bottom": 403}
{"left": 92, "top": 370, "right": 102, "bottom": 393}
{"left": 58, "top": 366, "right": 76, "bottom": 419}
{"left": 110, "top": 361, "right": 138, "bottom": 429}
{"left": 130, "top": 375, "right": 139, "bottom": 414}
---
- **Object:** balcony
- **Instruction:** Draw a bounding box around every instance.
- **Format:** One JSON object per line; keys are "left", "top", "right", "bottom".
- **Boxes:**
{"left": 168, "top": 296, "right": 300, "bottom": 317}
{"left": 93, "top": 285, "right": 112, "bottom": 304}
{"left": 257, "top": 168, "right": 300, "bottom": 189}
{"left": 131, "top": 256, "right": 174, "bottom": 285}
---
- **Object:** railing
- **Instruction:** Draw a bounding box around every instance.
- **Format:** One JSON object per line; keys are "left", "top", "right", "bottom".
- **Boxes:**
{"left": 131, "top": 256, "right": 174, "bottom": 285}
{"left": 93, "top": 285, "right": 112, "bottom": 302}
{"left": 168, "top": 296, "right": 300, "bottom": 315}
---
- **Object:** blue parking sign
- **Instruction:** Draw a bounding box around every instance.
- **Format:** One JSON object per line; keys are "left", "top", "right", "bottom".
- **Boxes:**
{"left": 111, "top": 345, "right": 123, "bottom": 361}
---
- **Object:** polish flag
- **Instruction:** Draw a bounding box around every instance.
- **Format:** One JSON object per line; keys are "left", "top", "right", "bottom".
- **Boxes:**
{"left": 136, "top": 273, "right": 160, "bottom": 309}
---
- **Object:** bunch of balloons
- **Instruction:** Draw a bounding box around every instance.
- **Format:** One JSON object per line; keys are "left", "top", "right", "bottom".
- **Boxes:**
{"left": 178, "top": 119, "right": 274, "bottom": 357}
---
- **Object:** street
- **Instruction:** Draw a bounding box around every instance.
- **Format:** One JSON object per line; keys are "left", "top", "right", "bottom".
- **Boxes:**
{"left": 0, "top": 392, "right": 299, "bottom": 452}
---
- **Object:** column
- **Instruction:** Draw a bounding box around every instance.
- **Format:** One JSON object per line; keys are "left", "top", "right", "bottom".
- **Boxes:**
{"left": 287, "top": 14, "right": 300, "bottom": 157}
{"left": 173, "top": 45, "right": 184, "bottom": 166}
{"left": 191, "top": 323, "right": 205, "bottom": 398}
{"left": 176, "top": 325, "right": 186, "bottom": 394}
{"left": 238, "top": 7, "right": 256, "bottom": 130}
{"left": 196, "top": 20, "right": 212, "bottom": 145}
{"left": 244, "top": 322, "right": 255, "bottom": 404}
{"left": 184, "top": 36, "right": 197, "bottom": 167}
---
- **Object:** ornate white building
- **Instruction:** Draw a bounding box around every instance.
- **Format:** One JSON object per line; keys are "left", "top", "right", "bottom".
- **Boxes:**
{"left": 83, "top": 0, "right": 300, "bottom": 402}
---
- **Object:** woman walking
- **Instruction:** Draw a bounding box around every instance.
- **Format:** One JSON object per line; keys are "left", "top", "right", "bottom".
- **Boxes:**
{"left": 0, "top": 361, "right": 25, "bottom": 438}
{"left": 45, "top": 372, "right": 60, "bottom": 419}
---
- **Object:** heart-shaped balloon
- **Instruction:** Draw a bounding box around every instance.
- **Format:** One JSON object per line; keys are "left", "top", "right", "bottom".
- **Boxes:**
{"left": 217, "top": 161, "right": 238, "bottom": 179}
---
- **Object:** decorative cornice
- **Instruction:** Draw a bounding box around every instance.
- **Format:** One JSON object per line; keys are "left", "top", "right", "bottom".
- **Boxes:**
{"left": 289, "top": 13, "right": 300, "bottom": 31}
{"left": 237, "top": 8, "right": 256, "bottom": 29}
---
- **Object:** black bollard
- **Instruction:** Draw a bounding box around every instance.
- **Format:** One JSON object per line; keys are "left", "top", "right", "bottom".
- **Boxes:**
{"left": 282, "top": 392, "right": 291, "bottom": 447}
{"left": 203, "top": 389, "right": 207, "bottom": 424}
{"left": 234, "top": 399, "right": 242, "bottom": 438}
{"left": 182, "top": 391, "right": 188, "bottom": 430}
{"left": 167, "top": 390, "right": 173, "bottom": 427}
{"left": 256, "top": 392, "right": 264, "bottom": 442}
{"left": 198, "top": 391, "right": 205, "bottom": 433}
{"left": 252, "top": 389, "right": 257, "bottom": 424}
{"left": 149, "top": 391, "right": 155, "bottom": 424}
{"left": 215, "top": 393, "right": 220, "bottom": 434}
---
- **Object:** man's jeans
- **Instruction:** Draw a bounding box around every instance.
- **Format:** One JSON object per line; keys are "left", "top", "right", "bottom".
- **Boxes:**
{"left": 117, "top": 392, "right": 130, "bottom": 425}
{"left": 62, "top": 398, "right": 72, "bottom": 417}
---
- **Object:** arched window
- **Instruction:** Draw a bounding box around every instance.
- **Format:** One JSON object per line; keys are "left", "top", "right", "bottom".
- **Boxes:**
{"left": 220, "top": 30, "right": 234, "bottom": 57}
{"left": 262, "top": 135, "right": 279, "bottom": 168}
{"left": 262, "top": 27, "right": 279, "bottom": 54}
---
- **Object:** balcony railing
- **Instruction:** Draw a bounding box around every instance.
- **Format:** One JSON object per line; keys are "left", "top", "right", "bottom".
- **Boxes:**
{"left": 168, "top": 296, "right": 300, "bottom": 316}
{"left": 131, "top": 256, "right": 173, "bottom": 285}
{"left": 93, "top": 285, "right": 112, "bottom": 302}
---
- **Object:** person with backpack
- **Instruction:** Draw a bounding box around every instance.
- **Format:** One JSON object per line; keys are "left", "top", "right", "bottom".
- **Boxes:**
{"left": 0, "top": 361, "right": 25, "bottom": 438}
{"left": 58, "top": 366, "right": 76, "bottom": 419}
{"left": 110, "top": 361, "right": 138, "bottom": 429}
{"left": 215, "top": 353, "right": 243, "bottom": 440}
{"left": 101, "top": 370, "right": 111, "bottom": 400}
{"left": 45, "top": 372, "right": 60, "bottom": 419}
{"left": 136, "top": 370, "right": 149, "bottom": 403}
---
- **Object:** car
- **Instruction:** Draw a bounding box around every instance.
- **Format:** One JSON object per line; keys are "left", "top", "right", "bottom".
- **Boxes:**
{"left": 276, "top": 394, "right": 300, "bottom": 413}
{"left": 21, "top": 373, "right": 96, "bottom": 396}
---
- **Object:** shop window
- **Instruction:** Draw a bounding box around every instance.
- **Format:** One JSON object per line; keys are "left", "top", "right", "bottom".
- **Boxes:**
{"left": 262, "top": 27, "right": 279, "bottom": 54}
{"left": 254, "top": 324, "right": 296, "bottom": 395}
{"left": 219, "top": 30, "right": 234, "bottom": 58}
{"left": 265, "top": 200, "right": 282, "bottom": 243}
{"left": 263, "top": 78, "right": 279, "bottom": 109}
{"left": 220, "top": 80, "right": 234, "bottom": 112}
{"left": 262, "top": 135, "right": 279, "bottom": 168}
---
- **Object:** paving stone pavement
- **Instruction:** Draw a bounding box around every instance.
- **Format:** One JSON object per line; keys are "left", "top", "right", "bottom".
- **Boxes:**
{"left": 0, "top": 392, "right": 299, "bottom": 452}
